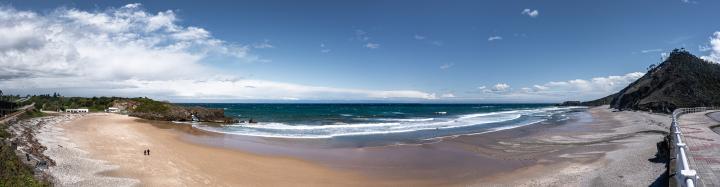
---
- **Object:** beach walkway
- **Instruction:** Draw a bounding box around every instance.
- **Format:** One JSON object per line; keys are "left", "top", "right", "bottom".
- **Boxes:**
{"left": 677, "top": 111, "right": 720, "bottom": 186}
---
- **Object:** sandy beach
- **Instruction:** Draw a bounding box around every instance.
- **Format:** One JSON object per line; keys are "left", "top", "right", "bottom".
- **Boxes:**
{"left": 31, "top": 106, "right": 671, "bottom": 186}
{"left": 42, "top": 113, "right": 386, "bottom": 187}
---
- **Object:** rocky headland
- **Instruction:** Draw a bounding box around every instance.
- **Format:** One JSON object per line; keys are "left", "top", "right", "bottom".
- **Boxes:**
{"left": 565, "top": 49, "right": 720, "bottom": 113}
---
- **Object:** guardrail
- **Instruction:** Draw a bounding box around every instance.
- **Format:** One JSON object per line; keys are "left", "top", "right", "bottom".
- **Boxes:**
{"left": 671, "top": 107, "right": 720, "bottom": 187}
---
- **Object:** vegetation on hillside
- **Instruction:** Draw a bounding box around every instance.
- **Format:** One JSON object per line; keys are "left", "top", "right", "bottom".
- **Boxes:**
{"left": 130, "top": 97, "right": 170, "bottom": 113}
{"left": 21, "top": 94, "right": 122, "bottom": 112}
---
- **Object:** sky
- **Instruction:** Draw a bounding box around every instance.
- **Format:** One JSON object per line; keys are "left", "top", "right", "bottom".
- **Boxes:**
{"left": 1, "top": 0, "right": 720, "bottom": 103}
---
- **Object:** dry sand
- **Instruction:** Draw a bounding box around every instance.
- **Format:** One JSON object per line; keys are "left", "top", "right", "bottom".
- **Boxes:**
{"left": 35, "top": 114, "right": 140, "bottom": 186}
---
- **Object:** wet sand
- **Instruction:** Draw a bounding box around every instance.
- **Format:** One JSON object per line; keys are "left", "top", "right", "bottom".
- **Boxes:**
{"left": 38, "top": 106, "right": 671, "bottom": 186}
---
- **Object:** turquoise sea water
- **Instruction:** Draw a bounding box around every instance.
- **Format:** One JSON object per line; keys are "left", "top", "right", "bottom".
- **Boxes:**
{"left": 179, "top": 104, "right": 586, "bottom": 141}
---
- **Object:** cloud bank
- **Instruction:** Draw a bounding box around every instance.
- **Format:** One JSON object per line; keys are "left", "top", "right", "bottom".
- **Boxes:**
{"left": 701, "top": 32, "right": 720, "bottom": 63}
{"left": 466, "top": 72, "right": 644, "bottom": 102}
{"left": 0, "top": 4, "right": 435, "bottom": 101}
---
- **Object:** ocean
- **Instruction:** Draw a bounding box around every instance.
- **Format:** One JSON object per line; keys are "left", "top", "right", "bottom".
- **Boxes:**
{"left": 178, "top": 103, "right": 587, "bottom": 143}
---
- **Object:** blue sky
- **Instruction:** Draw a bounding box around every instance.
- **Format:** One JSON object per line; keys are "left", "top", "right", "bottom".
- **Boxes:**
{"left": 1, "top": 0, "right": 720, "bottom": 102}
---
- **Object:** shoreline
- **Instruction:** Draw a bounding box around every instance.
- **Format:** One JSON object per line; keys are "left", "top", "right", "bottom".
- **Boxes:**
{"left": 31, "top": 106, "right": 670, "bottom": 186}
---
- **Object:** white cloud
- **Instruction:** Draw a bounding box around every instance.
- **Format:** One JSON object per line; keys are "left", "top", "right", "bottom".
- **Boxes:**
{"left": 353, "top": 30, "right": 381, "bottom": 49}
{"left": 321, "top": 49, "right": 331, "bottom": 53}
{"left": 440, "top": 63, "right": 454, "bottom": 70}
{"left": 533, "top": 85, "right": 549, "bottom": 91}
{"left": 320, "top": 43, "right": 330, "bottom": 53}
{"left": 441, "top": 93, "right": 455, "bottom": 98}
{"left": 464, "top": 73, "right": 644, "bottom": 102}
{"left": 492, "top": 83, "right": 510, "bottom": 92}
{"left": 520, "top": 72, "right": 643, "bottom": 100}
{"left": 413, "top": 34, "right": 443, "bottom": 46}
{"left": 520, "top": 87, "right": 533, "bottom": 93}
{"left": 699, "top": 45, "right": 711, "bottom": 52}
{"left": 431, "top": 40, "right": 444, "bottom": 46}
{"left": 640, "top": 48, "right": 663, "bottom": 53}
{"left": 474, "top": 83, "right": 510, "bottom": 93}
{"left": 355, "top": 29, "right": 370, "bottom": 41}
{"left": 701, "top": 32, "right": 720, "bottom": 63}
{"left": 1, "top": 78, "right": 438, "bottom": 100}
{"left": 253, "top": 40, "right": 274, "bottom": 49}
{"left": 0, "top": 4, "right": 435, "bottom": 101}
{"left": 521, "top": 9, "right": 539, "bottom": 18}
{"left": 488, "top": 36, "right": 503, "bottom": 41}
{"left": 365, "top": 42, "right": 380, "bottom": 49}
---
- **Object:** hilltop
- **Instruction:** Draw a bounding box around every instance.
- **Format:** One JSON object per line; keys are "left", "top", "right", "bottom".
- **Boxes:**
{"left": 578, "top": 49, "right": 720, "bottom": 113}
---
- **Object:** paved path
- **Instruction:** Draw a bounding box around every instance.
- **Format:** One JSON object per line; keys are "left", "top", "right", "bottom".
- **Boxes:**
{"left": 678, "top": 111, "right": 720, "bottom": 187}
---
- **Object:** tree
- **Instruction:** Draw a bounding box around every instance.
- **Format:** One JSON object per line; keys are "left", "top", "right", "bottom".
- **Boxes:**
{"left": 647, "top": 64, "right": 657, "bottom": 71}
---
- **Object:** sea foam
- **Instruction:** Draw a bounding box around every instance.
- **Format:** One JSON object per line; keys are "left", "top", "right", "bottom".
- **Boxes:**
{"left": 192, "top": 106, "right": 584, "bottom": 139}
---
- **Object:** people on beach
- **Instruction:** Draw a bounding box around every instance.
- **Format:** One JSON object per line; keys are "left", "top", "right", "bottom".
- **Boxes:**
{"left": 143, "top": 149, "right": 150, "bottom": 155}
{"left": 147, "top": 149, "right": 150, "bottom": 155}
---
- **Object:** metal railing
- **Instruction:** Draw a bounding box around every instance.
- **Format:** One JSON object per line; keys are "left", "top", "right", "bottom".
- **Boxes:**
{"left": 671, "top": 107, "right": 720, "bottom": 187}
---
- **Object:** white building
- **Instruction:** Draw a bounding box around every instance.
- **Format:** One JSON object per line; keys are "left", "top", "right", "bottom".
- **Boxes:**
{"left": 105, "top": 107, "right": 120, "bottom": 113}
{"left": 65, "top": 109, "right": 89, "bottom": 113}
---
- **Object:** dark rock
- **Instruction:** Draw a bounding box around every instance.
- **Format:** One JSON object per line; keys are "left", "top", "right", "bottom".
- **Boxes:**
{"left": 557, "top": 101, "right": 582, "bottom": 106}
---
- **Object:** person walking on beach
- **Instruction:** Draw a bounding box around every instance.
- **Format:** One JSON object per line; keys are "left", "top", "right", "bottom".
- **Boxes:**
{"left": 147, "top": 149, "right": 150, "bottom": 156}
{"left": 143, "top": 149, "right": 147, "bottom": 155}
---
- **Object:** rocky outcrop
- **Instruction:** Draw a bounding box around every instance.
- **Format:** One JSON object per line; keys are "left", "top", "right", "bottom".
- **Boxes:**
{"left": 112, "top": 98, "right": 237, "bottom": 123}
{"left": 557, "top": 101, "right": 581, "bottom": 106}
{"left": 130, "top": 105, "right": 237, "bottom": 123}
{"left": 587, "top": 49, "right": 720, "bottom": 113}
